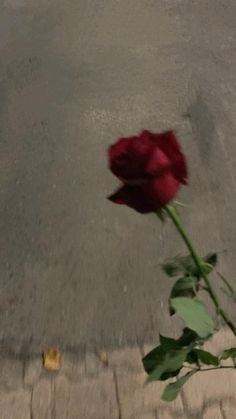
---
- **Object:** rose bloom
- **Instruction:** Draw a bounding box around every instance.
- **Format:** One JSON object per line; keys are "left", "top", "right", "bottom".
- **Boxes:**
{"left": 108, "top": 130, "right": 187, "bottom": 213}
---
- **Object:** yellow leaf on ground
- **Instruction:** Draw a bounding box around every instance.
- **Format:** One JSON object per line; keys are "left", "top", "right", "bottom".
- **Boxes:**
{"left": 43, "top": 348, "right": 62, "bottom": 370}
{"left": 98, "top": 351, "right": 108, "bottom": 366}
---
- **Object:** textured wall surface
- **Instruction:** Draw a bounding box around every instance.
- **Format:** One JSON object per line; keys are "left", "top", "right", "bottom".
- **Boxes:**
{"left": 0, "top": 0, "right": 236, "bottom": 353}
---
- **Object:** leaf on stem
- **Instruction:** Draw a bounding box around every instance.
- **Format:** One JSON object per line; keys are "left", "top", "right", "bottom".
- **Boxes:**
{"left": 160, "top": 328, "right": 200, "bottom": 349}
{"left": 161, "top": 370, "right": 197, "bottom": 401}
{"left": 143, "top": 328, "right": 202, "bottom": 381}
{"left": 177, "top": 328, "right": 200, "bottom": 346}
{"left": 197, "top": 252, "right": 217, "bottom": 276}
{"left": 188, "top": 349, "right": 219, "bottom": 366}
{"left": 204, "top": 253, "right": 218, "bottom": 267}
{"left": 162, "top": 255, "right": 194, "bottom": 277}
{"left": 143, "top": 345, "right": 166, "bottom": 375}
{"left": 221, "top": 348, "right": 236, "bottom": 360}
{"left": 143, "top": 343, "right": 184, "bottom": 381}
{"left": 147, "top": 348, "right": 189, "bottom": 383}
{"left": 170, "top": 276, "right": 196, "bottom": 298}
{"left": 170, "top": 297, "right": 214, "bottom": 338}
{"left": 162, "top": 253, "right": 217, "bottom": 279}
{"left": 169, "top": 276, "right": 197, "bottom": 314}
{"left": 159, "top": 335, "right": 181, "bottom": 351}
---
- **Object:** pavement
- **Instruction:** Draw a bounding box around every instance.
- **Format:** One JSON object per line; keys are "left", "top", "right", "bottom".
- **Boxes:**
{"left": 0, "top": 329, "right": 235, "bottom": 418}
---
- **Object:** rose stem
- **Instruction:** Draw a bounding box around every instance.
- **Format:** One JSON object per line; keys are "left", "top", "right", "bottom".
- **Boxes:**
{"left": 164, "top": 204, "right": 236, "bottom": 336}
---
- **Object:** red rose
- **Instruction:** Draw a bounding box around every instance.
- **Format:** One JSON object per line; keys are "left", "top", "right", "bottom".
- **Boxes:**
{"left": 108, "top": 130, "right": 187, "bottom": 213}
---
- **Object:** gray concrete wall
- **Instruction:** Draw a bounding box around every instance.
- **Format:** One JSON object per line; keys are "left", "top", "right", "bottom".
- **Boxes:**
{"left": 0, "top": 0, "right": 236, "bottom": 354}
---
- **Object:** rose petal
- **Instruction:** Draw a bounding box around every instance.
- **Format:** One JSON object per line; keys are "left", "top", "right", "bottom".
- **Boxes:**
{"left": 108, "top": 133, "right": 154, "bottom": 182}
{"left": 108, "top": 172, "right": 181, "bottom": 213}
{"left": 145, "top": 173, "right": 181, "bottom": 209}
{"left": 148, "top": 130, "right": 180, "bottom": 153}
{"left": 145, "top": 147, "right": 171, "bottom": 176}
{"left": 172, "top": 154, "right": 188, "bottom": 184}
{"left": 108, "top": 185, "right": 155, "bottom": 213}
{"left": 108, "top": 137, "right": 130, "bottom": 163}
{"left": 154, "top": 131, "right": 188, "bottom": 183}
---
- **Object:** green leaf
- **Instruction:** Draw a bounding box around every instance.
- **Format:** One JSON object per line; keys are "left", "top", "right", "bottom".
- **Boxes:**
{"left": 196, "top": 253, "right": 217, "bottom": 276}
{"left": 161, "top": 370, "right": 197, "bottom": 401}
{"left": 143, "top": 329, "right": 201, "bottom": 379}
{"left": 160, "top": 329, "right": 200, "bottom": 350}
{"left": 162, "top": 257, "right": 183, "bottom": 277}
{"left": 177, "top": 328, "right": 200, "bottom": 347}
{"left": 170, "top": 276, "right": 196, "bottom": 300}
{"left": 186, "top": 350, "right": 199, "bottom": 364}
{"left": 147, "top": 348, "right": 189, "bottom": 383}
{"left": 171, "top": 276, "right": 196, "bottom": 297}
{"left": 169, "top": 276, "right": 197, "bottom": 315}
{"left": 201, "top": 263, "right": 214, "bottom": 275}
{"left": 143, "top": 337, "right": 182, "bottom": 378}
{"left": 160, "top": 368, "right": 182, "bottom": 381}
{"left": 159, "top": 335, "right": 180, "bottom": 351}
{"left": 204, "top": 253, "right": 217, "bottom": 267}
{"left": 162, "top": 256, "right": 194, "bottom": 277}
{"left": 142, "top": 345, "right": 165, "bottom": 374}
{"left": 162, "top": 253, "right": 217, "bottom": 279}
{"left": 221, "top": 348, "right": 236, "bottom": 360}
{"left": 191, "top": 349, "right": 219, "bottom": 366}
{"left": 170, "top": 297, "right": 214, "bottom": 338}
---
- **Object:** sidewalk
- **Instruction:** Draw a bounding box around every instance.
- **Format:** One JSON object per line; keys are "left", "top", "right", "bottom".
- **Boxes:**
{"left": 0, "top": 329, "right": 236, "bottom": 419}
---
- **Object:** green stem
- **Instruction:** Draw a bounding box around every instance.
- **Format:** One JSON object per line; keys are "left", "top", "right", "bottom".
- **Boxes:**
{"left": 217, "top": 272, "right": 235, "bottom": 295}
{"left": 164, "top": 204, "right": 236, "bottom": 336}
{"left": 183, "top": 364, "right": 235, "bottom": 372}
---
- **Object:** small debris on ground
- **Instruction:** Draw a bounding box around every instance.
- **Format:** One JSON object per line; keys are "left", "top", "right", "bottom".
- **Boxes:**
{"left": 98, "top": 351, "right": 108, "bottom": 366}
{"left": 43, "top": 348, "right": 62, "bottom": 371}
